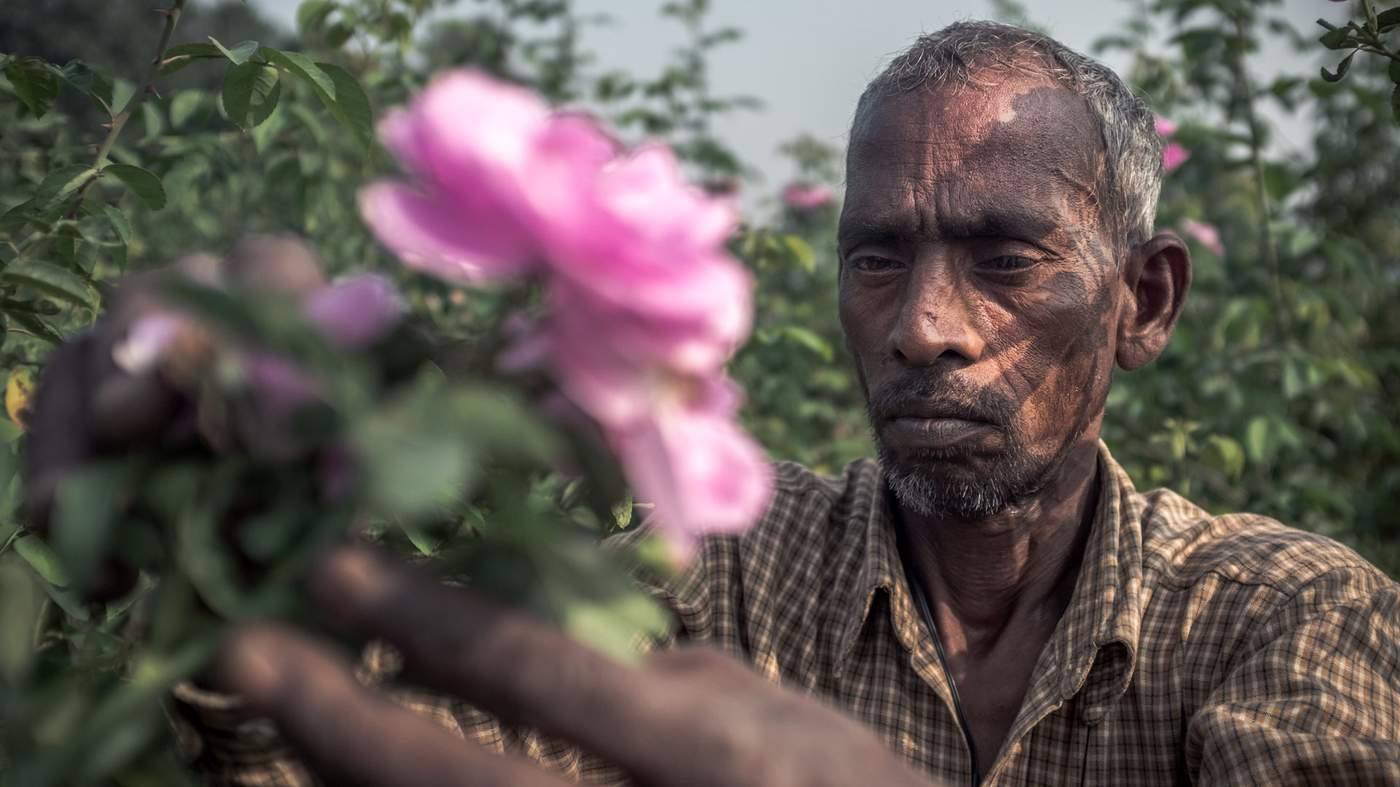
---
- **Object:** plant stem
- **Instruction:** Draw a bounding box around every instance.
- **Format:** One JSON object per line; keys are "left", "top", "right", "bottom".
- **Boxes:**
{"left": 13, "top": 0, "right": 189, "bottom": 275}
{"left": 1229, "top": 13, "right": 1289, "bottom": 338}
{"left": 78, "top": 0, "right": 187, "bottom": 199}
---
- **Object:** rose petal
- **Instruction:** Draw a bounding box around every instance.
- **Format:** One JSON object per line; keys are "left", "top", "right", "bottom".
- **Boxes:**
{"left": 613, "top": 393, "right": 774, "bottom": 559}
{"left": 359, "top": 183, "right": 537, "bottom": 283}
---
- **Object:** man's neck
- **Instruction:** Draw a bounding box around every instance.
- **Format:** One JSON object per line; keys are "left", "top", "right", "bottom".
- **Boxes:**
{"left": 898, "top": 437, "right": 1103, "bottom": 656}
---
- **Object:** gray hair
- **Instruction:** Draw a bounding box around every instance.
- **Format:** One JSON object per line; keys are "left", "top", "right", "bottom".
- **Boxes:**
{"left": 852, "top": 21, "right": 1163, "bottom": 247}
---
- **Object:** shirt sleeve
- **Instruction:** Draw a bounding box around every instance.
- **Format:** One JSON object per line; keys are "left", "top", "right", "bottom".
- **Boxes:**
{"left": 1186, "top": 567, "right": 1400, "bottom": 785}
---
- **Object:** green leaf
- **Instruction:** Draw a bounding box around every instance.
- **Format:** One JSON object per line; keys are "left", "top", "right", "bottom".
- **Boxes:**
{"left": 781, "top": 234, "right": 815, "bottom": 272}
{"left": 297, "top": 0, "right": 337, "bottom": 34}
{"left": 1390, "top": 60, "right": 1400, "bottom": 86}
{"left": 110, "top": 78, "right": 137, "bottom": 115}
{"left": 316, "top": 61, "right": 374, "bottom": 144}
{"left": 263, "top": 48, "right": 335, "bottom": 98}
{"left": 252, "top": 103, "right": 286, "bottom": 153}
{"left": 159, "top": 43, "right": 223, "bottom": 76}
{"left": 14, "top": 534, "right": 69, "bottom": 587}
{"left": 0, "top": 558, "right": 42, "bottom": 681}
{"left": 6, "top": 311, "right": 65, "bottom": 344}
{"left": 4, "top": 56, "right": 60, "bottom": 117}
{"left": 162, "top": 43, "right": 223, "bottom": 59}
{"left": 104, "top": 164, "right": 167, "bottom": 210}
{"left": 779, "top": 325, "right": 834, "bottom": 361}
{"left": 1321, "top": 53, "right": 1355, "bottom": 83}
{"left": 1, "top": 260, "right": 100, "bottom": 310}
{"left": 58, "top": 60, "right": 115, "bottom": 113}
{"left": 1392, "top": 85, "right": 1400, "bottom": 123}
{"left": 1378, "top": 7, "right": 1400, "bottom": 31}
{"left": 1204, "top": 435, "right": 1245, "bottom": 479}
{"left": 104, "top": 205, "right": 132, "bottom": 245}
{"left": 35, "top": 165, "right": 99, "bottom": 211}
{"left": 222, "top": 62, "right": 281, "bottom": 128}
{"left": 352, "top": 389, "right": 477, "bottom": 518}
{"left": 262, "top": 50, "right": 371, "bottom": 145}
{"left": 1245, "top": 416, "right": 1271, "bottom": 463}
{"left": 324, "top": 21, "right": 356, "bottom": 48}
{"left": 208, "top": 37, "right": 260, "bottom": 66}
{"left": 170, "top": 90, "right": 203, "bottom": 127}
{"left": 53, "top": 461, "right": 138, "bottom": 592}
{"left": 1318, "top": 27, "right": 1352, "bottom": 49}
{"left": 140, "top": 100, "right": 165, "bottom": 141}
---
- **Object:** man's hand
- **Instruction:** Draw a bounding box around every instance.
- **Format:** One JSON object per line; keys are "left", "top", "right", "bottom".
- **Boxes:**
{"left": 220, "top": 546, "right": 937, "bottom": 787}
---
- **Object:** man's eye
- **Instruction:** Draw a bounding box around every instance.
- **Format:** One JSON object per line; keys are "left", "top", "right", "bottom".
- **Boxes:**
{"left": 849, "top": 256, "right": 904, "bottom": 274}
{"left": 980, "top": 255, "right": 1037, "bottom": 273}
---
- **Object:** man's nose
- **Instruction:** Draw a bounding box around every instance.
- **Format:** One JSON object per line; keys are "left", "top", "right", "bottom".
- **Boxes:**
{"left": 890, "top": 263, "right": 986, "bottom": 366}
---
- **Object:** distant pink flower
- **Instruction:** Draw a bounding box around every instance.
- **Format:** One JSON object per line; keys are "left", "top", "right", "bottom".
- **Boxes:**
{"left": 1154, "top": 116, "right": 1178, "bottom": 138}
{"left": 782, "top": 183, "right": 834, "bottom": 210}
{"left": 305, "top": 273, "right": 403, "bottom": 349}
{"left": 1162, "top": 142, "right": 1191, "bottom": 173}
{"left": 1181, "top": 219, "right": 1225, "bottom": 256}
{"left": 362, "top": 69, "right": 774, "bottom": 557}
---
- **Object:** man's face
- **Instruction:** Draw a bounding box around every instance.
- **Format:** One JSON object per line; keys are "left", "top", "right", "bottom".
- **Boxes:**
{"left": 838, "top": 74, "right": 1125, "bottom": 520}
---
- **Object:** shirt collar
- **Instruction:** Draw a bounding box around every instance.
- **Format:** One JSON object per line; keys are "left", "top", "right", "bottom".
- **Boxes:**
{"left": 832, "top": 441, "right": 1146, "bottom": 717}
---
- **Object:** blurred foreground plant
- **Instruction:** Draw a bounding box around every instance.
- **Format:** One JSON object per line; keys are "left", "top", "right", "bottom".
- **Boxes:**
{"left": 0, "top": 68, "right": 773, "bottom": 786}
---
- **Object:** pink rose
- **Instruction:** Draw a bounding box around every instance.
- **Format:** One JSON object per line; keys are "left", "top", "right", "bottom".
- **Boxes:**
{"left": 359, "top": 71, "right": 615, "bottom": 284}
{"left": 1181, "top": 219, "right": 1225, "bottom": 256}
{"left": 1162, "top": 142, "right": 1191, "bottom": 173}
{"left": 611, "top": 378, "right": 773, "bottom": 558}
{"left": 541, "top": 146, "right": 752, "bottom": 375}
{"left": 362, "top": 69, "right": 774, "bottom": 557}
{"left": 1154, "top": 116, "right": 1178, "bottom": 138}
{"left": 782, "top": 183, "right": 835, "bottom": 210}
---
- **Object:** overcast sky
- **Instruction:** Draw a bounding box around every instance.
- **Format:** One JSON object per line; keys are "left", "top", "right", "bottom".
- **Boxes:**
{"left": 248, "top": 0, "right": 1345, "bottom": 201}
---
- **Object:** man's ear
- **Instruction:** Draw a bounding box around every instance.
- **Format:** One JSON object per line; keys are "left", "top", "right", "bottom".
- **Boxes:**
{"left": 1116, "top": 232, "right": 1191, "bottom": 371}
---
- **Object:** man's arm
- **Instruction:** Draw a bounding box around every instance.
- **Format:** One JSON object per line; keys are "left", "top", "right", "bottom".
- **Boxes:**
{"left": 214, "top": 546, "right": 936, "bottom": 787}
{"left": 1186, "top": 566, "right": 1400, "bottom": 785}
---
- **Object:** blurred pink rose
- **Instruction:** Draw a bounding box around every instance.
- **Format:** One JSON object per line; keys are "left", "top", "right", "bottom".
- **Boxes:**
{"left": 612, "top": 378, "right": 773, "bottom": 558}
{"left": 542, "top": 146, "right": 752, "bottom": 375}
{"left": 1181, "top": 219, "right": 1225, "bottom": 256}
{"left": 362, "top": 69, "right": 773, "bottom": 557}
{"left": 1162, "top": 142, "right": 1191, "bottom": 173}
{"left": 305, "top": 273, "right": 403, "bottom": 349}
{"left": 1154, "top": 116, "right": 1178, "bottom": 137}
{"left": 782, "top": 183, "right": 835, "bottom": 210}
{"left": 359, "top": 71, "right": 615, "bottom": 284}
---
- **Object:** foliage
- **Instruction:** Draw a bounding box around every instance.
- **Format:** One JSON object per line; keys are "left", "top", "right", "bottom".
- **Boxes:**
{"left": 1086, "top": 0, "right": 1400, "bottom": 572}
{"left": 0, "top": 0, "right": 1397, "bottom": 783}
{"left": 1314, "top": 0, "right": 1400, "bottom": 119}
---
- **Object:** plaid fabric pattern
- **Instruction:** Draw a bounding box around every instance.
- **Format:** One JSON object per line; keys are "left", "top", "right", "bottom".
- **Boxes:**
{"left": 176, "top": 443, "right": 1400, "bottom": 785}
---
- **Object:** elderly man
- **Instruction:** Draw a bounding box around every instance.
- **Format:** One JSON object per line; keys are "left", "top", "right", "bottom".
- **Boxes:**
{"left": 28, "top": 20, "right": 1400, "bottom": 787}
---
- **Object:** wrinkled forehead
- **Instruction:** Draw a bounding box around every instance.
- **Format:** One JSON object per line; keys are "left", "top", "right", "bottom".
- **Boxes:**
{"left": 846, "top": 74, "right": 1104, "bottom": 207}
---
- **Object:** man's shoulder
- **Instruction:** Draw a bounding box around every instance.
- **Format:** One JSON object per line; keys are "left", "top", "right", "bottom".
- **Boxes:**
{"left": 1137, "top": 486, "right": 1394, "bottom": 598}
